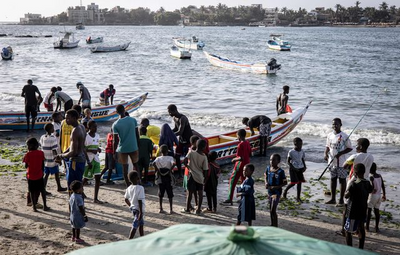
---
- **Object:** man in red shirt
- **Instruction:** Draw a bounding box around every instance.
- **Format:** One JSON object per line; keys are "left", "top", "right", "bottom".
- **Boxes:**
{"left": 100, "top": 129, "right": 119, "bottom": 184}
{"left": 99, "top": 84, "right": 116, "bottom": 106}
{"left": 223, "top": 129, "right": 252, "bottom": 205}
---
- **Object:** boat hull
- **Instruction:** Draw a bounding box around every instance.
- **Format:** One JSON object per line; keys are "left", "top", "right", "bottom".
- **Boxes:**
{"left": 170, "top": 47, "right": 192, "bottom": 59}
{"left": 91, "top": 42, "right": 130, "bottom": 53}
{"left": 86, "top": 37, "right": 104, "bottom": 44}
{"left": 204, "top": 52, "right": 277, "bottom": 74}
{"left": 53, "top": 40, "right": 80, "bottom": 49}
{"left": 267, "top": 44, "right": 291, "bottom": 51}
{"left": 1, "top": 53, "right": 13, "bottom": 60}
{"left": 0, "top": 93, "right": 148, "bottom": 130}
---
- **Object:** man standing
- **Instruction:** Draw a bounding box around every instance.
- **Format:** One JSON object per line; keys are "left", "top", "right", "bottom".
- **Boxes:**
{"left": 242, "top": 115, "right": 272, "bottom": 156}
{"left": 52, "top": 87, "right": 73, "bottom": 112}
{"left": 99, "top": 84, "right": 116, "bottom": 106}
{"left": 55, "top": 109, "right": 87, "bottom": 193}
{"left": 324, "top": 118, "right": 352, "bottom": 206}
{"left": 167, "top": 104, "right": 193, "bottom": 177}
{"left": 77, "top": 82, "right": 91, "bottom": 111}
{"left": 112, "top": 105, "right": 140, "bottom": 187}
{"left": 276, "top": 85, "right": 290, "bottom": 115}
{"left": 21, "top": 79, "right": 42, "bottom": 132}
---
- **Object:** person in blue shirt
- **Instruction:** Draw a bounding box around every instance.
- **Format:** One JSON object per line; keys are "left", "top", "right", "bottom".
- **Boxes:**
{"left": 265, "top": 153, "right": 287, "bottom": 227}
{"left": 236, "top": 163, "right": 256, "bottom": 226}
{"left": 112, "top": 105, "right": 140, "bottom": 187}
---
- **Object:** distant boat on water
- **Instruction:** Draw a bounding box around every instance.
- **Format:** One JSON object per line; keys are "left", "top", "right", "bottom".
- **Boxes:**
{"left": 173, "top": 36, "right": 205, "bottom": 50}
{"left": 86, "top": 36, "right": 103, "bottom": 44}
{"left": 170, "top": 45, "right": 192, "bottom": 59}
{"left": 75, "top": 0, "right": 85, "bottom": 30}
{"left": 267, "top": 34, "right": 291, "bottom": 51}
{"left": 1, "top": 46, "right": 13, "bottom": 60}
{"left": 90, "top": 42, "right": 130, "bottom": 53}
{"left": 53, "top": 32, "right": 79, "bottom": 49}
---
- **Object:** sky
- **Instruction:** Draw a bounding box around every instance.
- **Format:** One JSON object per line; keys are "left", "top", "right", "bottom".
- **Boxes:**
{"left": 0, "top": 0, "right": 392, "bottom": 22}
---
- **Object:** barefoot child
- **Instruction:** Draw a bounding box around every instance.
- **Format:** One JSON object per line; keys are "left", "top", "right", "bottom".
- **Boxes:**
{"left": 204, "top": 151, "right": 220, "bottom": 213}
{"left": 69, "top": 180, "right": 88, "bottom": 244}
{"left": 183, "top": 139, "right": 208, "bottom": 214}
{"left": 138, "top": 126, "right": 154, "bottom": 185}
{"left": 82, "top": 120, "right": 103, "bottom": 203}
{"left": 154, "top": 145, "right": 176, "bottom": 214}
{"left": 124, "top": 171, "right": 145, "bottom": 239}
{"left": 82, "top": 108, "right": 93, "bottom": 131}
{"left": 183, "top": 135, "right": 200, "bottom": 210}
{"left": 283, "top": 137, "right": 306, "bottom": 202}
{"left": 100, "top": 128, "right": 117, "bottom": 184}
{"left": 39, "top": 123, "right": 67, "bottom": 193}
{"left": 223, "top": 129, "right": 251, "bottom": 205}
{"left": 366, "top": 163, "right": 386, "bottom": 233}
{"left": 236, "top": 163, "right": 256, "bottom": 226}
{"left": 344, "top": 164, "right": 373, "bottom": 249}
{"left": 23, "top": 138, "right": 49, "bottom": 212}
{"left": 265, "top": 153, "right": 287, "bottom": 227}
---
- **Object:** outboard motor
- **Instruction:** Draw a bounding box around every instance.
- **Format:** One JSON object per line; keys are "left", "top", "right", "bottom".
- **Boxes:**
{"left": 267, "top": 58, "right": 281, "bottom": 70}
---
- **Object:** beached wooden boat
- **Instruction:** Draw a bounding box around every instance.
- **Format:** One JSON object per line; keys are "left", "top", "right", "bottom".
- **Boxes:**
{"left": 170, "top": 46, "right": 192, "bottom": 59}
{"left": 0, "top": 93, "right": 148, "bottom": 131}
{"left": 86, "top": 36, "right": 103, "bottom": 44}
{"left": 90, "top": 42, "right": 130, "bottom": 53}
{"left": 204, "top": 51, "right": 281, "bottom": 74}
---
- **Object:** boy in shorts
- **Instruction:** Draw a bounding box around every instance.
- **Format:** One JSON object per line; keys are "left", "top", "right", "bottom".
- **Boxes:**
{"left": 183, "top": 139, "right": 208, "bottom": 214}
{"left": 344, "top": 164, "right": 373, "bottom": 249}
{"left": 124, "top": 171, "right": 145, "bottom": 239}
{"left": 138, "top": 126, "right": 154, "bottom": 185}
{"left": 366, "top": 163, "right": 386, "bottom": 233}
{"left": 100, "top": 128, "right": 117, "bottom": 184}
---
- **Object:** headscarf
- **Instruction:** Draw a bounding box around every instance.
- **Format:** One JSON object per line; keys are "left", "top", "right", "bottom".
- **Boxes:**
{"left": 159, "top": 123, "right": 178, "bottom": 150}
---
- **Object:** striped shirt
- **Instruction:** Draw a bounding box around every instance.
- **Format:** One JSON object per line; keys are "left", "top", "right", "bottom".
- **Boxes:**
{"left": 39, "top": 134, "right": 59, "bottom": 167}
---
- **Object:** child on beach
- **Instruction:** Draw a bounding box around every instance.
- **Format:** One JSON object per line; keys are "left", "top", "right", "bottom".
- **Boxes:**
{"left": 344, "top": 164, "right": 373, "bottom": 249}
{"left": 124, "top": 171, "right": 145, "bottom": 239}
{"left": 138, "top": 126, "right": 154, "bottom": 185}
{"left": 183, "top": 135, "right": 199, "bottom": 192}
{"left": 283, "top": 137, "right": 306, "bottom": 202}
{"left": 183, "top": 139, "right": 208, "bottom": 214}
{"left": 23, "top": 137, "right": 49, "bottom": 212}
{"left": 204, "top": 151, "right": 220, "bottom": 213}
{"left": 223, "top": 129, "right": 251, "bottom": 205}
{"left": 154, "top": 145, "right": 176, "bottom": 214}
{"left": 82, "top": 108, "right": 93, "bottom": 131}
{"left": 100, "top": 128, "right": 117, "bottom": 184}
{"left": 265, "top": 153, "right": 287, "bottom": 227}
{"left": 236, "top": 163, "right": 256, "bottom": 226}
{"left": 158, "top": 123, "right": 178, "bottom": 157}
{"left": 39, "top": 123, "right": 67, "bottom": 193}
{"left": 69, "top": 180, "right": 88, "bottom": 244}
{"left": 82, "top": 120, "right": 103, "bottom": 203}
{"left": 366, "top": 163, "right": 386, "bottom": 233}
{"left": 51, "top": 112, "right": 62, "bottom": 138}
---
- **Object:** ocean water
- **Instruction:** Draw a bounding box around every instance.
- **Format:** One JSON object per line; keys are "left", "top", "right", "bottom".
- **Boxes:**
{"left": 0, "top": 25, "right": 399, "bottom": 171}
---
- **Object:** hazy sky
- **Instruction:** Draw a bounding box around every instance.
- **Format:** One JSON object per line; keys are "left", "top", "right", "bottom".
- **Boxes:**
{"left": 0, "top": 0, "right": 393, "bottom": 21}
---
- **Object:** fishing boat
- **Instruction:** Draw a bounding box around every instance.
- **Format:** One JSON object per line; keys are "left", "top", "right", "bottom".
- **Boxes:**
{"left": 1, "top": 46, "right": 13, "bottom": 60}
{"left": 267, "top": 34, "right": 291, "bottom": 51}
{"left": 75, "top": 0, "right": 85, "bottom": 30}
{"left": 53, "top": 32, "right": 80, "bottom": 49}
{"left": 86, "top": 36, "right": 103, "bottom": 44}
{"left": 76, "top": 23, "right": 85, "bottom": 30}
{"left": 0, "top": 93, "right": 148, "bottom": 131}
{"left": 173, "top": 36, "right": 205, "bottom": 50}
{"left": 204, "top": 52, "right": 281, "bottom": 74}
{"left": 170, "top": 45, "right": 192, "bottom": 59}
{"left": 90, "top": 42, "right": 130, "bottom": 53}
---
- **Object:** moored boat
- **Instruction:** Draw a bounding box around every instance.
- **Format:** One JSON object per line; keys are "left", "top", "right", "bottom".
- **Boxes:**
{"left": 173, "top": 36, "right": 205, "bottom": 50}
{"left": 170, "top": 45, "right": 192, "bottom": 59}
{"left": 90, "top": 42, "right": 130, "bottom": 53}
{"left": 0, "top": 93, "right": 148, "bottom": 130}
{"left": 53, "top": 32, "right": 80, "bottom": 49}
{"left": 86, "top": 36, "right": 103, "bottom": 44}
{"left": 204, "top": 51, "right": 281, "bottom": 74}
{"left": 1, "top": 46, "right": 13, "bottom": 60}
{"left": 76, "top": 23, "right": 85, "bottom": 30}
{"left": 267, "top": 34, "right": 291, "bottom": 51}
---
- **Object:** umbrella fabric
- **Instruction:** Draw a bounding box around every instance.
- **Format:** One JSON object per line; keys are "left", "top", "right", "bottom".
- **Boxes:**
{"left": 68, "top": 224, "right": 376, "bottom": 255}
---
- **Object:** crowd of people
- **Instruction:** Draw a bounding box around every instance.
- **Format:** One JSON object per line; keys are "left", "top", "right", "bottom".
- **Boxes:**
{"left": 20, "top": 82, "right": 386, "bottom": 250}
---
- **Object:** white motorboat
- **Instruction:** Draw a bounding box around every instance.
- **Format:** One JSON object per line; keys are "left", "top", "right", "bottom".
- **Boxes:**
{"left": 173, "top": 36, "right": 205, "bottom": 50}
{"left": 267, "top": 34, "right": 291, "bottom": 51}
{"left": 1, "top": 46, "right": 13, "bottom": 60}
{"left": 90, "top": 42, "right": 130, "bottom": 53}
{"left": 53, "top": 32, "right": 80, "bottom": 49}
{"left": 86, "top": 36, "right": 103, "bottom": 44}
{"left": 170, "top": 46, "right": 192, "bottom": 59}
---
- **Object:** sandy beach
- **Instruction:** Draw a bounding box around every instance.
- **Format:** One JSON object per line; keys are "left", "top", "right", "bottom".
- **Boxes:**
{"left": 0, "top": 131, "right": 399, "bottom": 255}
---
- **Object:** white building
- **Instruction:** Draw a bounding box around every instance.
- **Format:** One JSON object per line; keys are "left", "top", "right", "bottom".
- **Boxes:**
{"left": 20, "top": 13, "right": 42, "bottom": 24}
{"left": 67, "top": 3, "right": 104, "bottom": 24}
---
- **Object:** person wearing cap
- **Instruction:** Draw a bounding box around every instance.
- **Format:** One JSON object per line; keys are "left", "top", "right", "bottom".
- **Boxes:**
{"left": 77, "top": 82, "right": 91, "bottom": 111}
{"left": 99, "top": 84, "right": 116, "bottom": 106}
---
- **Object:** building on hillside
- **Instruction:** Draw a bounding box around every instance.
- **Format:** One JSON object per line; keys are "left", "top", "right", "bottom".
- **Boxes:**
{"left": 20, "top": 13, "right": 42, "bottom": 24}
{"left": 263, "top": 8, "right": 278, "bottom": 26}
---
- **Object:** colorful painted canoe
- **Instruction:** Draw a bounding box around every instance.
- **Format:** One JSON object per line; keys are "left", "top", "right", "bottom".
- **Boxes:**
{"left": 0, "top": 93, "right": 148, "bottom": 131}
{"left": 204, "top": 51, "right": 280, "bottom": 74}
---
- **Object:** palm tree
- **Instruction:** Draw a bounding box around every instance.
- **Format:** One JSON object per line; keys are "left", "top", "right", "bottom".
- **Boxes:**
{"left": 379, "top": 2, "right": 388, "bottom": 11}
{"left": 335, "top": 4, "right": 342, "bottom": 22}
{"left": 281, "top": 7, "right": 288, "bottom": 16}
{"left": 355, "top": 1, "right": 361, "bottom": 8}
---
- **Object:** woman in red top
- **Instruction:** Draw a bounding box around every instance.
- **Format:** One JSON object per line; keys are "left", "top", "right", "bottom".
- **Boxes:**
{"left": 23, "top": 138, "right": 49, "bottom": 212}
{"left": 223, "top": 129, "right": 252, "bottom": 204}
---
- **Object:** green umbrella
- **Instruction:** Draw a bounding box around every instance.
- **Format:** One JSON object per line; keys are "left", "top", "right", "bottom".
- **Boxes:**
{"left": 68, "top": 224, "right": 375, "bottom": 255}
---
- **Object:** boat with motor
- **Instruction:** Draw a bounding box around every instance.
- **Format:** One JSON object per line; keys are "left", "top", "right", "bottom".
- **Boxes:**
{"left": 204, "top": 52, "right": 281, "bottom": 74}
{"left": 173, "top": 36, "right": 205, "bottom": 50}
{"left": 170, "top": 45, "right": 192, "bottom": 59}
{"left": 1, "top": 46, "right": 13, "bottom": 60}
{"left": 53, "top": 32, "right": 80, "bottom": 49}
{"left": 76, "top": 23, "right": 85, "bottom": 30}
{"left": 0, "top": 93, "right": 148, "bottom": 130}
{"left": 86, "top": 36, "right": 103, "bottom": 44}
{"left": 90, "top": 42, "right": 130, "bottom": 53}
{"left": 267, "top": 34, "right": 291, "bottom": 51}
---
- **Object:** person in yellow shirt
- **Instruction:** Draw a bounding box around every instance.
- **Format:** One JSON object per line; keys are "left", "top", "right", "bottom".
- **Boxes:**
{"left": 140, "top": 118, "right": 160, "bottom": 145}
